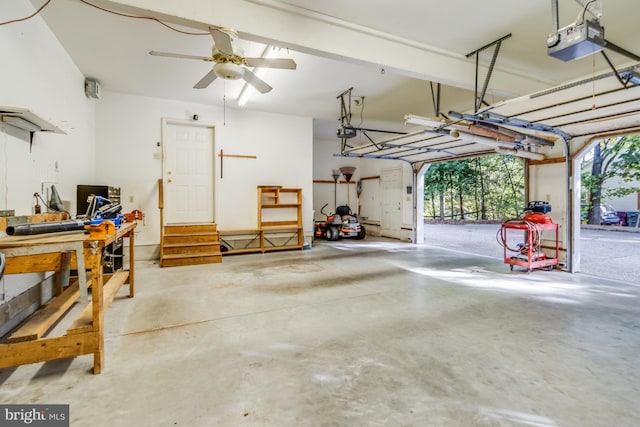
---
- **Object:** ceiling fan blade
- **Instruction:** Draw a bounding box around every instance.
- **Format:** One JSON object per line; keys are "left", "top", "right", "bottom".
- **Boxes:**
{"left": 210, "top": 28, "right": 234, "bottom": 55}
{"left": 243, "top": 69, "right": 273, "bottom": 94}
{"left": 149, "top": 51, "right": 213, "bottom": 62}
{"left": 194, "top": 69, "right": 218, "bottom": 89}
{"left": 243, "top": 57, "right": 297, "bottom": 70}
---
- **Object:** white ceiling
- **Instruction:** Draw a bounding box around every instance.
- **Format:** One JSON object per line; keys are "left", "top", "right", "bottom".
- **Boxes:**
{"left": 31, "top": 0, "right": 640, "bottom": 141}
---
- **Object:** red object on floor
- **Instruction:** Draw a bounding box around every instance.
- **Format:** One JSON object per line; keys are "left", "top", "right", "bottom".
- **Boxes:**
{"left": 523, "top": 212, "right": 552, "bottom": 224}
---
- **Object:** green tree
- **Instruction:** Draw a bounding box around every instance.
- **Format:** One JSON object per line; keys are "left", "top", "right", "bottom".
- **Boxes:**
{"left": 424, "top": 154, "right": 524, "bottom": 220}
{"left": 581, "top": 135, "right": 640, "bottom": 224}
{"left": 424, "top": 162, "right": 450, "bottom": 219}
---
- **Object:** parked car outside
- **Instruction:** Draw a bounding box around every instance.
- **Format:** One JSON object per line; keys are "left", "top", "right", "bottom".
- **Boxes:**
{"left": 581, "top": 203, "right": 621, "bottom": 225}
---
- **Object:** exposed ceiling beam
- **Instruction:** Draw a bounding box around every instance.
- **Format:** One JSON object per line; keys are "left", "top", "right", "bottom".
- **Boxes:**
{"left": 99, "top": 0, "right": 554, "bottom": 97}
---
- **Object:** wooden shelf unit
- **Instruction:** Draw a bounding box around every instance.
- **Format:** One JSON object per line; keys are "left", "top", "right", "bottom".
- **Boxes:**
{"left": 258, "top": 187, "right": 304, "bottom": 252}
{"left": 219, "top": 187, "right": 304, "bottom": 254}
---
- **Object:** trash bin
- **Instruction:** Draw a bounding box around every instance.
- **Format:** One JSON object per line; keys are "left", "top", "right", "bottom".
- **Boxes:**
{"left": 626, "top": 210, "right": 639, "bottom": 227}
{"left": 616, "top": 211, "right": 627, "bottom": 226}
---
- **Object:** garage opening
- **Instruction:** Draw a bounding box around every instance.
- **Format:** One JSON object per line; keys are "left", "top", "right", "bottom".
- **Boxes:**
{"left": 577, "top": 133, "right": 640, "bottom": 280}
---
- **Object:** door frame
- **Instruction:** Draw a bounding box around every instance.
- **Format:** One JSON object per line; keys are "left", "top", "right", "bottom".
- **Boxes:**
{"left": 161, "top": 118, "right": 216, "bottom": 226}
{"left": 380, "top": 166, "right": 403, "bottom": 239}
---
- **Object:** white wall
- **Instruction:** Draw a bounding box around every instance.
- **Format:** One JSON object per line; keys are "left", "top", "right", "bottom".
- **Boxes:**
{"left": 528, "top": 162, "right": 567, "bottom": 263}
{"left": 312, "top": 139, "right": 363, "bottom": 218}
{"left": 360, "top": 157, "right": 414, "bottom": 240}
{"left": 313, "top": 136, "right": 414, "bottom": 239}
{"left": 0, "top": 2, "right": 97, "bottom": 330}
{"left": 0, "top": 2, "right": 96, "bottom": 215}
{"left": 95, "top": 92, "right": 314, "bottom": 247}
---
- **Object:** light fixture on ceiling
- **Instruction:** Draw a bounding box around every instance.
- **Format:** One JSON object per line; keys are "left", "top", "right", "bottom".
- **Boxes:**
{"left": 214, "top": 62, "right": 245, "bottom": 80}
{"left": 495, "top": 147, "right": 545, "bottom": 161}
{"left": 451, "top": 129, "right": 545, "bottom": 160}
{"left": 449, "top": 129, "right": 512, "bottom": 149}
{"left": 404, "top": 114, "right": 449, "bottom": 128}
{"left": 237, "top": 46, "right": 279, "bottom": 106}
{"left": 1, "top": 115, "right": 42, "bottom": 132}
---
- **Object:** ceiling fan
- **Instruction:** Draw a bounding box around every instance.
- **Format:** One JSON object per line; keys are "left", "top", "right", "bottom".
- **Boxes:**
{"left": 149, "top": 27, "right": 297, "bottom": 93}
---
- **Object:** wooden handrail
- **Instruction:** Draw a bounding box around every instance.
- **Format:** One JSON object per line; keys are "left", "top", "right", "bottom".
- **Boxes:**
{"left": 158, "top": 179, "right": 164, "bottom": 262}
{"left": 158, "top": 178, "right": 164, "bottom": 209}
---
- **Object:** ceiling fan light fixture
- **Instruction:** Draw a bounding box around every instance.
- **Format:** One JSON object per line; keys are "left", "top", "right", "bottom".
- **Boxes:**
{"left": 214, "top": 62, "right": 244, "bottom": 80}
{"left": 237, "top": 46, "right": 278, "bottom": 107}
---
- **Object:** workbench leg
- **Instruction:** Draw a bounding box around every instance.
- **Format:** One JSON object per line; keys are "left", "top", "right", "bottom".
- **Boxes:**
{"left": 54, "top": 251, "right": 72, "bottom": 296}
{"left": 128, "top": 231, "right": 135, "bottom": 298}
{"left": 75, "top": 242, "right": 89, "bottom": 303}
{"left": 92, "top": 267, "right": 105, "bottom": 374}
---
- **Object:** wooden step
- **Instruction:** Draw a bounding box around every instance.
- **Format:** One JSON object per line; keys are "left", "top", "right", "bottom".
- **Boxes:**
{"left": 163, "top": 230, "right": 219, "bottom": 237}
{"left": 161, "top": 253, "right": 222, "bottom": 267}
{"left": 161, "top": 223, "right": 222, "bottom": 267}
{"left": 162, "top": 233, "right": 219, "bottom": 245}
{"left": 164, "top": 224, "right": 217, "bottom": 233}
{"left": 162, "top": 242, "right": 221, "bottom": 249}
{"left": 163, "top": 243, "right": 220, "bottom": 256}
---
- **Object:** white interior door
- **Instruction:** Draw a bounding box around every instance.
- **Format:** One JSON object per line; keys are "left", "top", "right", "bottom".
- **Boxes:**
{"left": 381, "top": 168, "right": 402, "bottom": 239}
{"left": 163, "top": 121, "right": 214, "bottom": 224}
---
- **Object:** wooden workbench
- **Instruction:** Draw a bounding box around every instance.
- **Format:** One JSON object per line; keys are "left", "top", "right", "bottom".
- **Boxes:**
{"left": 0, "top": 221, "right": 136, "bottom": 374}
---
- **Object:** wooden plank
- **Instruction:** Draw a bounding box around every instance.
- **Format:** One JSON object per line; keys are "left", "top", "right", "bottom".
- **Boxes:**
{"left": 4, "top": 252, "right": 65, "bottom": 274}
{"left": 528, "top": 157, "right": 566, "bottom": 166}
{"left": 264, "top": 245, "right": 304, "bottom": 252}
{"left": 261, "top": 221, "right": 300, "bottom": 228}
{"left": 0, "top": 231, "right": 87, "bottom": 247}
{"left": 7, "top": 282, "right": 80, "bottom": 343}
{"left": 218, "top": 153, "right": 257, "bottom": 159}
{"left": 158, "top": 178, "right": 164, "bottom": 209}
{"left": 0, "top": 333, "right": 99, "bottom": 369}
{"left": 219, "top": 229, "right": 261, "bottom": 234}
{"left": 128, "top": 227, "right": 135, "bottom": 297}
{"left": 161, "top": 255, "right": 222, "bottom": 267}
{"left": 164, "top": 224, "right": 217, "bottom": 233}
{"left": 223, "top": 248, "right": 262, "bottom": 255}
{"left": 261, "top": 203, "right": 300, "bottom": 208}
{"left": 67, "top": 270, "right": 129, "bottom": 336}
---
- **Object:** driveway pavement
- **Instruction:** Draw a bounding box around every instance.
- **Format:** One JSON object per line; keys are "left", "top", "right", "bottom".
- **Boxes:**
{"left": 423, "top": 222, "right": 640, "bottom": 285}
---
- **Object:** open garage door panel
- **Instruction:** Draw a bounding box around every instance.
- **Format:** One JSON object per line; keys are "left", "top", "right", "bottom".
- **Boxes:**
{"left": 488, "top": 63, "right": 640, "bottom": 141}
{"left": 340, "top": 63, "right": 640, "bottom": 164}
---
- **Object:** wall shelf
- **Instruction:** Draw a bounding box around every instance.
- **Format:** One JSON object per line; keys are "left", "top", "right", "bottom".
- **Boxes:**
{"left": 0, "top": 106, "right": 65, "bottom": 134}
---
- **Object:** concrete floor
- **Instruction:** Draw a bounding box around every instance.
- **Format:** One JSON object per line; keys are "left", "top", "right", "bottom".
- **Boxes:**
{"left": 1, "top": 237, "right": 639, "bottom": 426}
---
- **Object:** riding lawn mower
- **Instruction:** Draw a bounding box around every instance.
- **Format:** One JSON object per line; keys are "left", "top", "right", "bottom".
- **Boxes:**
{"left": 314, "top": 203, "right": 366, "bottom": 241}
